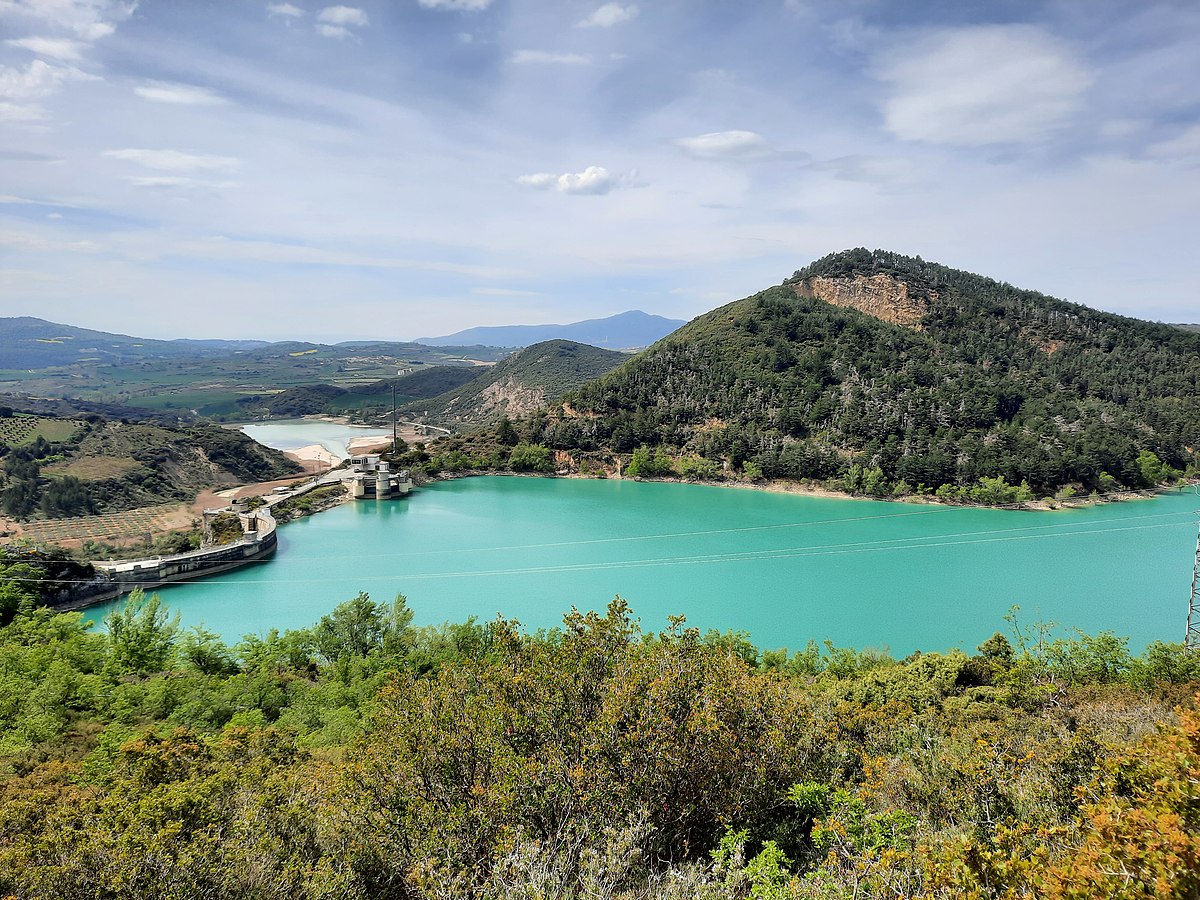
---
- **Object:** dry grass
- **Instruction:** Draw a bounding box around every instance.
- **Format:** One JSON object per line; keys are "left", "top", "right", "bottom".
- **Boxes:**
{"left": 18, "top": 504, "right": 190, "bottom": 545}
{"left": 42, "top": 455, "right": 141, "bottom": 481}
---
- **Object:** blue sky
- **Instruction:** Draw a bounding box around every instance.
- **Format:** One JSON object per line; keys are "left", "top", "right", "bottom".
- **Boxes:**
{"left": 1, "top": 0, "right": 1198, "bottom": 341}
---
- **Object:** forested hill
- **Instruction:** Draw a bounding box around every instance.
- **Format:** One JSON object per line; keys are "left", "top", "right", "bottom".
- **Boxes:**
{"left": 540, "top": 249, "right": 1199, "bottom": 496}
{"left": 0, "top": 409, "right": 298, "bottom": 518}
{"left": 403, "top": 339, "right": 627, "bottom": 427}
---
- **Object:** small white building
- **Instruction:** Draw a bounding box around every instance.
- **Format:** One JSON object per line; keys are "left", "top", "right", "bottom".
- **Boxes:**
{"left": 348, "top": 454, "right": 383, "bottom": 472}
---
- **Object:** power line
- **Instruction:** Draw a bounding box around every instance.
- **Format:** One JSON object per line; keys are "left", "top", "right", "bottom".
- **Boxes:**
{"left": 5, "top": 516, "right": 1188, "bottom": 589}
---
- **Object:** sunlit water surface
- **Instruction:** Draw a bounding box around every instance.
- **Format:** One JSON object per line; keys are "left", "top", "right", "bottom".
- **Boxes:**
{"left": 88, "top": 476, "right": 1199, "bottom": 656}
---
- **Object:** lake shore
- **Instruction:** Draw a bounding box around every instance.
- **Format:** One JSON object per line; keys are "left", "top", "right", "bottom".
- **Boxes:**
{"left": 422, "top": 468, "right": 1180, "bottom": 512}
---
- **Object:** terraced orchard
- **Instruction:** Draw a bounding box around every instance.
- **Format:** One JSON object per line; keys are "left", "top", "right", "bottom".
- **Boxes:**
{"left": 0, "top": 414, "right": 84, "bottom": 447}
{"left": 17, "top": 504, "right": 190, "bottom": 546}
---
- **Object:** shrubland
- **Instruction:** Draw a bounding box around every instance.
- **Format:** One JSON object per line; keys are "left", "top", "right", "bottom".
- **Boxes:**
{"left": 0, "top": 589, "right": 1197, "bottom": 898}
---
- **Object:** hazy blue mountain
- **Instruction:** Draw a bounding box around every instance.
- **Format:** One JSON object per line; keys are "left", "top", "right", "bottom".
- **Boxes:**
{"left": 0, "top": 317, "right": 195, "bottom": 368}
{"left": 0, "top": 317, "right": 513, "bottom": 370}
{"left": 416, "top": 310, "right": 686, "bottom": 350}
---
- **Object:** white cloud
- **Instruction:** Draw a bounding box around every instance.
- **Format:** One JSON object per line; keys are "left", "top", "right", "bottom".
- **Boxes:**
{"left": 417, "top": 0, "right": 492, "bottom": 10}
{"left": 472, "top": 287, "right": 542, "bottom": 296}
{"left": 4, "top": 36, "right": 86, "bottom": 60}
{"left": 511, "top": 50, "right": 591, "bottom": 65}
{"left": 123, "top": 176, "right": 239, "bottom": 190}
{"left": 0, "top": 0, "right": 134, "bottom": 41}
{"left": 104, "top": 148, "right": 241, "bottom": 172}
{"left": 317, "top": 5, "right": 367, "bottom": 26}
{"left": 675, "top": 130, "right": 771, "bottom": 160}
{"left": 577, "top": 3, "right": 638, "bottom": 28}
{"left": 123, "top": 175, "right": 193, "bottom": 188}
{"left": 0, "top": 58, "right": 96, "bottom": 120}
{"left": 1146, "top": 124, "right": 1200, "bottom": 160}
{"left": 517, "top": 166, "right": 632, "bottom": 195}
{"left": 134, "top": 81, "right": 226, "bottom": 105}
{"left": 807, "top": 155, "right": 917, "bottom": 186}
{"left": 316, "top": 23, "right": 349, "bottom": 38}
{"left": 267, "top": 2, "right": 304, "bottom": 17}
{"left": 169, "top": 236, "right": 512, "bottom": 278}
{"left": 877, "top": 25, "right": 1092, "bottom": 146}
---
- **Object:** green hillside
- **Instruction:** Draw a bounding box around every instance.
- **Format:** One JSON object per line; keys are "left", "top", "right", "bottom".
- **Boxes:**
{"left": 403, "top": 339, "right": 628, "bottom": 428}
{"left": 234, "top": 366, "right": 482, "bottom": 419}
{"left": 0, "top": 409, "right": 299, "bottom": 519}
{"left": 539, "top": 249, "right": 1199, "bottom": 497}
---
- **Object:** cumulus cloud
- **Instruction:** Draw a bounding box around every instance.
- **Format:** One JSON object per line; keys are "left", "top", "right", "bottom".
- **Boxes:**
{"left": 511, "top": 50, "right": 591, "bottom": 65}
{"left": 517, "top": 166, "right": 634, "bottom": 195}
{"left": 876, "top": 25, "right": 1093, "bottom": 146}
{"left": 577, "top": 3, "right": 638, "bottom": 28}
{"left": 0, "top": 58, "right": 96, "bottom": 121}
{"left": 104, "top": 148, "right": 241, "bottom": 172}
{"left": 675, "top": 130, "right": 772, "bottom": 160}
{"left": 317, "top": 5, "right": 367, "bottom": 25}
{"left": 417, "top": 0, "right": 492, "bottom": 10}
{"left": 267, "top": 2, "right": 304, "bottom": 17}
{"left": 134, "top": 81, "right": 226, "bottom": 105}
{"left": 4, "top": 36, "right": 86, "bottom": 60}
{"left": 314, "top": 5, "right": 366, "bottom": 37}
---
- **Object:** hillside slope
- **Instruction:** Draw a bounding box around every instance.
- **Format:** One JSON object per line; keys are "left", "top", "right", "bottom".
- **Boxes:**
{"left": 403, "top": 340, "right": 628, "bottom": 427}
{"left": 416, "top": 310, "right": 685, "bottom": 349}
{"left": 234, "top": 366, "right": 481, "bottom": 419}
{"left": 0, "top": 410, "right": 299, "bottom": 518}
{"left": 542, "top": 249, "right": 1199, "bottom": 495}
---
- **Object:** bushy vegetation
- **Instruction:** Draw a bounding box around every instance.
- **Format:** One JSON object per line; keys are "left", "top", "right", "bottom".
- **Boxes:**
{"left": 0, "top": 409, "right": 300, "bottom": 519}
{"left": 0, "top": 589, "right": 1196, "bottom": 898}
{"left": 402, "top": 340, "right": 628, "bottom": 427}
{"left": 529, "top": 250, "right": 1199, "bottom": 499}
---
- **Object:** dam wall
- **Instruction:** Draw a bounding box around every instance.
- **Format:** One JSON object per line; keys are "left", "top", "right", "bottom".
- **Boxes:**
{"left": 61, "top": 508, "right": 278, "bottom": 610}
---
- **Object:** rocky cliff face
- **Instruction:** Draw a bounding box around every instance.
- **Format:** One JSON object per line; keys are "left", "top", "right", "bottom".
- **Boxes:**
{"left": 793, "top": 274, "right": 929, "bottom": 329}
{"left": 471, "top": 377, "right": 546, "bottom": 420}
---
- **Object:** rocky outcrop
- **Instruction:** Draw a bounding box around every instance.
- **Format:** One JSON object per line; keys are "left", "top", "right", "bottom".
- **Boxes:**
{"left": 472, "top": 377, "right": 546, "bottom": 420}
{"left": 794, "top": 274, "right": 929, "bottom": 330}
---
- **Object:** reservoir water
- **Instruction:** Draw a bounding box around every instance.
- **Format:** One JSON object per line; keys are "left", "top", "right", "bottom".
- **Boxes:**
{"left": 103, "top": 476, "right": 1198, "bottom": 656}
{"left": 239, "top": 420, "right": 392, "bottom": 460}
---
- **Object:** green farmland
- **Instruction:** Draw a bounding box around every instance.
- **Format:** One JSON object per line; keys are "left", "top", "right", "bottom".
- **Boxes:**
{"left": 0, "top": 415, "right": 84, "bottom": 447}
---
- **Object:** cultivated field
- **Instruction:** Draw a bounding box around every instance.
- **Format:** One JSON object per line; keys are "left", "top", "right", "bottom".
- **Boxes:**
{"left": 41, "top": 455, "right": 141, "bottom": 480}
{"left": 16, "top": 504, "right": 193, "bottom": 547}
{"left": 0, "top": 415, "right": 84, "bottom": 446}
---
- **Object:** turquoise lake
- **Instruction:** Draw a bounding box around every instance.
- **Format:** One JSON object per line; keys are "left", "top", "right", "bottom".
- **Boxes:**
{"left": 95, "top": 476, "right": 1199, "bottom": 656}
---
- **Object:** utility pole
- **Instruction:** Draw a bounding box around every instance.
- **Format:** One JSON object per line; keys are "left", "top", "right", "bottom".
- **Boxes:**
{"left": 1188, "top": 524, "right": 1200, "bottom": 651}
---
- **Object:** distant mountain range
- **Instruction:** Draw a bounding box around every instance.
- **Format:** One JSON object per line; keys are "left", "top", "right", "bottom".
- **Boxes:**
{"left": 0, "top": 317, "right": 508, "bottom": 370}
{"left": 0, "top": 312, "right": 683, "bottom": 370}
{"left": 416, "top": 310, "right": 686, "bottom": 350}
{"left": 0, "top": 317, "right": 271, "bottom": 369}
